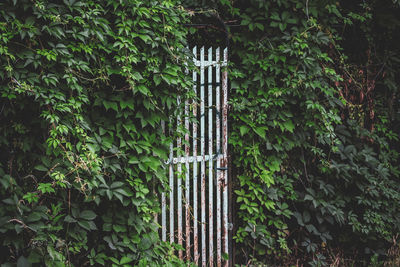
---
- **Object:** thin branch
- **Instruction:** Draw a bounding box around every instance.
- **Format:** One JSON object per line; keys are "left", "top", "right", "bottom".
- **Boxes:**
{"left": 8, "top": 218, "right": 35, "bottom": 232}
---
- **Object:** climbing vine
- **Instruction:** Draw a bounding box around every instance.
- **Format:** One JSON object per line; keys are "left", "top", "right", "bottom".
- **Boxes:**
{"left": 184, "top": 0, "right": 400, "bottom": 265}
{"left": 0, "top": 0, "right": 191, "bottom": 265}
{"left": 1, "top": 0, "right": 400, "bottom": 266}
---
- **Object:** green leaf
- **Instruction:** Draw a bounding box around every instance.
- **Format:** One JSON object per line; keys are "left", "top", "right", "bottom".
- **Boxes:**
{"left": 304, "top": 194, "right": 314, "bottom": 201}
{"left": 136, "top": 85, "right": 150, "bottom": 95}
{"left": 153, "top": 74, "right": 161, "bottom": 86}
{"left": 303, "top": 211, "right": 311, "bottom": 223}
{"left": 222, "top": 253, "right": 229, "bottom": 260}
{"left": 120, "top": 256, "right": 133, "bottom": 264}
{"left": 79, "top": 210, "right": 97, "bottom": 220}
{"left": 282, "top": 120, "right": 295, "bottom": 133}
{"left": 139, "top": 237, "right": 152, "bottom": 250}
{"left": 103, "top": 101, "right": 118, "bottom": 111}
{"left": 78, "top": 220, "right": 92, "bottom": 231}
{"left": 254, "top": 126, "right": 266, "bottom": 139}
{"left": 34, "top": 165, "right": 48, "bottom": 172}
{"left": 114, "top": 188, "right": 133, "bottom": 197}
{"left": 129, "top": 156, "right": 139, "bottom": 164}
{"left": 64, "top": 215, "right": 77, "bottom": 223}
{"left": 120, "top": 100, "right": 134, "bottom": 110}
{"left": 239, "top": 125, "right": 249, "bottom": 136}
{"left": 110, "top": 181, "right": 124, "bottom": 189}
{"left": 113, "top": 224, "right": 127, "bottom": 233}
{"left": 27, "top": 212, "right": 42, "bottom": 222}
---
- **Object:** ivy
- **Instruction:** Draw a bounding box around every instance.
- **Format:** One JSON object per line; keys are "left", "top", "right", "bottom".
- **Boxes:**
{"left": 184, "top": 0, "right": 400, "bottom": 265}
{"left": 0, "top": 0, "right": 191, "bottom": 265}
{"left": 1, "top": 0, "right": 400, "bottom": 266}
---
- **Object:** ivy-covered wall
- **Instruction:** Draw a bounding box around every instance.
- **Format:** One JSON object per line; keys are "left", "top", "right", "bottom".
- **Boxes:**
{"left": 185, "top": 0, "right": 400, "bottom": 265}
{"left": 1, "top": 0, "right": 400, "bottom": 266}
{"left": 0, "top": 0, "right": 190, "bottom": 266}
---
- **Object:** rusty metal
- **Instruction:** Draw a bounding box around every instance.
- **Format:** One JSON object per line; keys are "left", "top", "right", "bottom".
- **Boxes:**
{"left": 177, "top": 96, "right": 183, "bottom": 260}
{"left": 222, "top": 47, "right": 229, "bottom": 267}
{"left": 208, "top": 47, "right": 214, "bottom": 266}
{"left": 161, "top": 120, "right": 167, "bottom": 242}
{"left": 200, "top": 46, "right": 206, "bottom": 267}
{"left": 167, "top": 154, "right": 212, "bottom": 164}
{"left": 215, "top": 47, "right": 222, "bottom": 267}
{"left": 185, "top": 96, "right": 191, "bottom": 261}
{"left": 160, "top": 46, "right": 229, "bottom": 266}
{"left": 169, "top": 133, "right": 174, "bottom": 244}
{"left": 192, "top": 47, "right": 200, "bottom": 266}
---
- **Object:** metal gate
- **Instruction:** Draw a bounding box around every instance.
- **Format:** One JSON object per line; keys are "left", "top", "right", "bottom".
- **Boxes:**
{"left": 160, "top": 47, "right": 229, "bottom": 266}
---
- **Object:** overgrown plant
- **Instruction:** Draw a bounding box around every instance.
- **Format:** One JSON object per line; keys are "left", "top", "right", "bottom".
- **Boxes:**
{"left": 183, "top": 0, "right": 400, "bottom": 265}
{"left": 1, "top": 0, "right": 399, "bottom": 266}
{"left": 0, "top": 0, "right": 191, "bottom": 265}
{"left": 225, "top": 0, "right": 400, "bottom": 265}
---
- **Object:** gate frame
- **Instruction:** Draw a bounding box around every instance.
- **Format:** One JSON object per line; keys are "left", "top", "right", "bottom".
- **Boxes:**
{"left": 160, "top": 46, "right": 230, "bottom": 267}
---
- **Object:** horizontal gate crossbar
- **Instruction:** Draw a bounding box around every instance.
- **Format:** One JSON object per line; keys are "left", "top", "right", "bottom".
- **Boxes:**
{"left": 194, "top": 60, "right": 227, "bottom": 67}
{"left": 166, "top": 154, "right": 222, "bottom": 164}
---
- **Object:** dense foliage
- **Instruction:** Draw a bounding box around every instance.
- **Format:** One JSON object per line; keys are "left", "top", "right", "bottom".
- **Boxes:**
{"left": 1, "top": 0, "right": 400, "bottom": 266}
{"left": 185, "top": 0, "right": 400, "bottom": 265}
{"left": 0, "top": 0, "right": 190, "bottom": 265}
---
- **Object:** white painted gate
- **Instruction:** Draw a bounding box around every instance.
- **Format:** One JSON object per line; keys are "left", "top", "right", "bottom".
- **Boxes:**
{"left": 160, "top": 47, "right": 229, "bottom": 266}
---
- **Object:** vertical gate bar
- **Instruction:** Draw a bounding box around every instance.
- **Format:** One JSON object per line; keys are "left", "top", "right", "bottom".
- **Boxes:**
{"left": 184, "top": 48, "right": 191, "bottom": 261}
{"left": 192, "top": 46, "right": 199, "bottom": 265}
{"left": 215, "top": 47, "right": 222, "bottom": 267}
{"left": 169, "top": 131, "right": 174, "bottom": 244}
{"left": 177, "top": 97, "right": 183, "bottom": 260}
{"left": 161, "top": 190, "right": 167, "bottom": 242}
{"left": 200, "top": 46, "right": 206, "bottom": 267}
{"left": 185, "top": 97, "right": 190, "bottom": 260}
{"left": 222, "top": 48, "right": 229, "bottom": 267}
{"left": 161, "top": 120, "right": 167, "bottom": 242}
{"left": 182, "top": 48, "right": 192, "bottom": 261}
{"left": 208, "top": 47, "right": 214, "bottom": 266}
